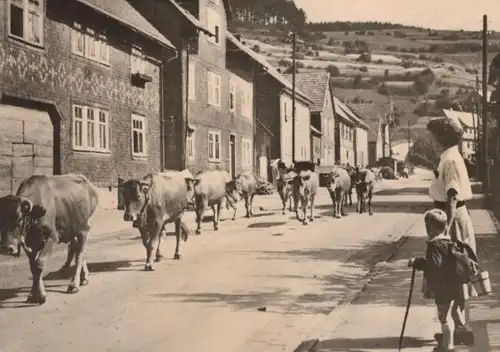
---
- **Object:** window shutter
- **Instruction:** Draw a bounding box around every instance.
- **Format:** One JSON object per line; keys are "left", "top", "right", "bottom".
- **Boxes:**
{"left": 207, "top": 72, "right": 213, "bottom": 104}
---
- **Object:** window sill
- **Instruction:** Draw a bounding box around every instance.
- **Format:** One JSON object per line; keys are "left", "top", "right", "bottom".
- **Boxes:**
{"left": 208, "top": 159, "right": 221, "bottom": 163}
{"left": 207, "top": 40, "right": 221, "bottom": 48}
{"left": 208, "top": 103, "right": 222, "bottom": 109}
{"left": 131, "top": 72, "right": 152, "bottom": 83}
{"left": 8, "top": 35, "right": 44, "bottom": 51}
{"left": 73, "top": 149, "right": 111, "bottom": 156}
{"left": 72, "top": 51, "right": 110, "bottom": 68}
{"left": 132, "top": 154, "right": 148, "bottom": 162}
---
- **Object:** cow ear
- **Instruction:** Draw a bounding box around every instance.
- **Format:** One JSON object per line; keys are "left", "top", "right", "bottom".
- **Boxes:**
{"left": 287, "top": 179, "right": 295, "bottom": 185}
{"left": 303, "top": 175, "right": 311, "bottom": 181}
{"left": 30, "top": 205, "right": 46, "bottom": 219}
{"left": 140, "top": 183, "right": 150, "bottom": 194}
{"left": 193, "top": 178, "right": 201, "bottom": 186}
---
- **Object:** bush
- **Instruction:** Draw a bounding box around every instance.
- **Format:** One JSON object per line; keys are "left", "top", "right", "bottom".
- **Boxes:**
{"left": 394, "top": 31, "right": 407, "bottom": 38}
{"left": 326, "top": 64, "right": 341, "bottom": 77}
{"left": 448, "top": 66, "right": 455, "bottom": 72}
{"left": 252, "top": 44, "right": 261, "bottom": 53}
{"left": 296, "top": 61, "right": 305, "bottom": 68}
{"left": 278, "top": 58, "right": 292, "bottom": 67}
{"left": 377, "top": 59, "right": 384, "bottom": 64}
{"left": 291, "top": 52, "right": 305, "bottom": 60}
{"left": 359, "top": 66, "right": 368, "bottom": 72}
{"left": 306, "top": 50, "right": 315, "bottom": 56}
{"left": 357, "top": 52, "right": 372, "bottom": 63}
{"left": 378, "top": 83, "right": 389, "bottom": 95}
{"left": 384, "top": 69, "right": 390, "bottom": 77}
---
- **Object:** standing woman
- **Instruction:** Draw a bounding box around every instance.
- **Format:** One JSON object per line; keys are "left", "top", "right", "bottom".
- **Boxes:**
{"left": 427, "top": 117, "right": 476, "bottom": 345}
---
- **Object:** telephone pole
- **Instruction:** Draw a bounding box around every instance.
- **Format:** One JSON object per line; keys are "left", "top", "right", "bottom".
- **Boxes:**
{"left": 482, "top": 14, "right": 490, "bottom": 196}
{"left": 291, "top": 32, "right": 296, "bottom": 163}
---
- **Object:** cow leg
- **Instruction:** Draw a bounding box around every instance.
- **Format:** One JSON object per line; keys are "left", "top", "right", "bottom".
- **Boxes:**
{"left": 244, "top": 194, "right": 251, "bottom": 218}
{"left": 60, "top": 241, "right": 77, "bottom": 272}
{"left": 155, "top": 224, "right": 167, "bottom": 262}
{"left": 195, "top": 197, "right": 206, "bottom": 235}
{"left": 228, "top": 198, "right": 237, "bottom": 221}
{"left": 279, "top": 192, "right": 286, "bottom": 215}
{"left": 340, "top": 193, "right": 347, "bottom": 217}
{"left": 288, "top": 195, "right": 293, "bottom": 212}
{"left": 302, "top": 197, "right": 308, "bottom": 225}
{"left": 249, "top": 193, "right": 255, "bottom": 217}
{"left": 368, "top": 189, "right": 373, "bottom": 216}
{"left": 212, "top": 202, "right": 221, "bottom": 231}
{"left": 145, "top": 222, "right": 162, "bottom": 271}
{"left": 180, "top": 219, "right": 189, "bottom": 241}
{"left": 67, "top": 229, "right": 89, "bottom": 294}
{"left": 309, "top": 195, "right": 315, "bottom": 222}
{"left": 173, "top": 218, "right": 182, "bottom": 260}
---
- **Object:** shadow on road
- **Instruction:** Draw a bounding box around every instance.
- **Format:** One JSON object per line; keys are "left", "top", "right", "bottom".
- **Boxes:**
{"left": 248, "top": 221, "right": 287, "bottom": 229}
{"left": 312, "top": 336, "right": 434, "bottom": 351}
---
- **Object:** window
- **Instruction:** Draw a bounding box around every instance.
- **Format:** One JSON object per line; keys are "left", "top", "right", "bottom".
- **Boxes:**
{"left": 131, "top": 46, "right": 147, "bottom": 75}
{"left": 346, "top": 150, "right": 349, "bottom": 160}
{"left": 187, "top": 130, "right": 195, "bottom": 159}
{"left": 283, "top": 100, "right": 289, "bottom": 122}
{"left": 208, "top": 130, "right": 221, "bottom": 162}
{"left": 360, "top": 151, "right": 364, "bottom": 166}
{"left": 242, "top": 137, "right": 252, "bottom": 166}
{"left": 8, "top": 0, "right": 43, "bottom": 45}
{"left": 207, "top": 71, "right": 221, "bottom": 107}
{"left": 188, "top": 61, "right": 196, "bottom": 100}
{"left": 240, "top": 83, "right": 252, "bottom": 118}
{"left": 229, "top": 80, "right": 235, "bottom": 111}
{"left": 131, "top": 114, "right": 147, "bottom": 157}
{"left": 206, "top": 7, "right": 221, "bottom": 45}
{"left": 72, "top": 22, "right": 109, "bottom": 65}
{"left": 72, "top": 104, "right": 110, "bottom": 152}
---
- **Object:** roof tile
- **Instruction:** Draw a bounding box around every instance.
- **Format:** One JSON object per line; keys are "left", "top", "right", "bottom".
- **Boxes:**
{"left": 283, "top": 72, "right": 330, "bottom": 112}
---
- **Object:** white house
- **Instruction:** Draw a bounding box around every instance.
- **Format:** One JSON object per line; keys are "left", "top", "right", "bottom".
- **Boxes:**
{"left": 280, "top": 93, "right": 311, "bottom": 165}
{"left": 443, "top": 109, "right": 478, "bottom": 160}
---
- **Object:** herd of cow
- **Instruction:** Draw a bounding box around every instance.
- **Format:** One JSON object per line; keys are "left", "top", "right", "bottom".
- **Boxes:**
{"left": 0, "top": 162, "right": 375, "bottom": 306}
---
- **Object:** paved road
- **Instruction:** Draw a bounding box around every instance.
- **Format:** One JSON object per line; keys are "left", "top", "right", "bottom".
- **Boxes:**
{"left": 0, "top": 178, "right": 429, "bottom": 352}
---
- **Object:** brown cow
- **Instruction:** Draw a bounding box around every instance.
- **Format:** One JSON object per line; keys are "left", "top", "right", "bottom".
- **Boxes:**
{"left": 122, "top": 170, "right": 195, "bottom": 271}
{"left": 326, "top": 166, "right": 351, "bottom": 219}
{"left": 292, "top": 170, "right": 319, "bottom": 225}
{"left": 192, "top": 170, "right": 239, "bottom": 235}
{"left": 0, "top": 174, "right": 99, "bottom": 305}
{"left": 352, "top": 168, "right": 375, "bottom": 215}
{"left": 230, "top": 171, "right": 259, "bottom": 218}
{"left": 277, "top": 170, "right": 297, "bottom": 215}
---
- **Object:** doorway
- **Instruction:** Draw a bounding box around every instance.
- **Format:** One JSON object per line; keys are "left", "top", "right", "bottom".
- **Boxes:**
{"left": 229, "top": 134, "right": 236, "bottom": 179}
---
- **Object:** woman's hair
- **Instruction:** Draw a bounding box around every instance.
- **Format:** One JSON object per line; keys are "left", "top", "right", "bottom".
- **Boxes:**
{"left": 427, "top": 118, "right": 463, "bottom": 148}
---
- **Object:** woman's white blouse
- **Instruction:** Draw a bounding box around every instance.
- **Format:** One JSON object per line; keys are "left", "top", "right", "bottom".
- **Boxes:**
{"left": 429, "top": 146, "right": 473, "bottom": 202}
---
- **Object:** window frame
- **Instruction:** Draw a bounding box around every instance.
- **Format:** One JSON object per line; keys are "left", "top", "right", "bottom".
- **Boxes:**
{"left": 186, "top": 129, "right": 195, "bottom": 159}
{"left": 229, "top": 80, "right": 235, "bottom": 112}
{"left": 131, "top": 114, "right": 147, "bottom": 158}
{"left": 206, "top": 7, "right": 221, "bottom": 46}
{"left": 208, "top": 130, "right": 222, "bottom": 162}
{"left": 241, "top": 82, "right": 253, "bottom": 118}
{"left": 71, "top": 21, "right": 110, "bottom": 65}
{"left": 72, "top": 104, "right": 110, "bottom": 153}
{"left": 131, "top": 45, "right": 147, "bottom": 75}
{"left": 242, "top": 137, "right": 252, "bottom": 166}
{"left": 8, "top": 0, "right": 44, "bottom": 46}
{"left": 207, "top": 71, "right": 221, "bottom": 107}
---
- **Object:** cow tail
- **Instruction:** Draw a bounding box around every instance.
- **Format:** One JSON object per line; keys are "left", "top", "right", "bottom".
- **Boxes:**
{"left": 252, "top": 172, "right": 259, "bottom": 182}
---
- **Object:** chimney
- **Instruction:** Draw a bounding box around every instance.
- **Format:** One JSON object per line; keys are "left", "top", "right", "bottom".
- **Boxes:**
{"left": 234, "top": 34, "right": 241, "bottom": 41}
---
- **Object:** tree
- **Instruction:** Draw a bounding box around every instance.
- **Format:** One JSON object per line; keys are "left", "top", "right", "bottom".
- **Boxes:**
{"left": 326, "top": 64, "right": 341, "bottom": 77}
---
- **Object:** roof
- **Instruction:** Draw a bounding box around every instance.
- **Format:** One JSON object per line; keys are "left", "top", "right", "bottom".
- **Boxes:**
{"left": 283, "top": 72, "right": 330, "bottom": 113}
{"left": 167, "top": 0, "right": 211, "bottom": 35}
{"left": 76, "top": 0, "right": 174, "bottom": 49}
{"left": 443, "top": 109, "right": 478, "bottom": 128}
{"left": 332, "top": 97, "right": 357, "bottom": 126}
{"left": 344, "top": 103, "right": 370, "bottom": 130}
{"left": 226, "top": 33, "right": 313, "bottom": 105}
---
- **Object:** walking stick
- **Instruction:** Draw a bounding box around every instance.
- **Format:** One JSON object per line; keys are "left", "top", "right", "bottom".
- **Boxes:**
{"left": 399, "top": 265, "right": 417, "bottom": 351}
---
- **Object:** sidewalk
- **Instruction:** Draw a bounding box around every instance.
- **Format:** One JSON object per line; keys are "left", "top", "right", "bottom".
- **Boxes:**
{"left": 305, "top": 193, "right": 500, "bottom": 352}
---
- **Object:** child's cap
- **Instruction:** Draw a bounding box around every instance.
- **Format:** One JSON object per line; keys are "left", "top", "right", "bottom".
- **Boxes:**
{"left": 424, "top": 208, "right": 448, "bottom": 231}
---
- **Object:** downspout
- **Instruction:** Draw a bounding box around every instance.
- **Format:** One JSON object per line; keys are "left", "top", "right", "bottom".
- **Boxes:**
{"left": 163, "top": 48, "right": 179, "bottom": 170}
{"left": 183, "top": 40, "right": 190, "bottom": 170}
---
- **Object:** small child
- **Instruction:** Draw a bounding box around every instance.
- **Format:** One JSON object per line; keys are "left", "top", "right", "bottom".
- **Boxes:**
{"left": 411, "top": 208, "right": 464, "bottom": 352}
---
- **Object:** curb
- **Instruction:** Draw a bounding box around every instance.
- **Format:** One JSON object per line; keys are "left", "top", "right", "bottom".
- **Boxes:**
{"left": 291, "top": 218, "right": 419, "bottom": 352}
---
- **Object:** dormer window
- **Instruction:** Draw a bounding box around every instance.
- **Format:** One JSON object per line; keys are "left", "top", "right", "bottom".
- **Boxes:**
{"left": 130, "top": 45, "right": 152, "bottom": 85}
{"left": 207, "top": 7, "right": 221, "bottom": 46}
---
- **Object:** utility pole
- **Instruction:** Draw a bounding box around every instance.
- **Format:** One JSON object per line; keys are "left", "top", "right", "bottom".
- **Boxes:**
{"left": 407, "top": 115, "right": 411, "bottom": 163}
{"left": 475, "top": 75, "right": 481, "bottom": 176}
{"left": 388, "top": 96, "right": 394, "bottom": 157}
{"left": 291, "top": 32, "right": 296, "bottom": 163}
{"left": 482, "top": 14, "right": 490, "bottom": 197}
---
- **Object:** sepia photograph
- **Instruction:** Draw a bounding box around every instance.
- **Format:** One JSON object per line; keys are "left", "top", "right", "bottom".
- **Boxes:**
{"left": 0, "top": 0, "right": 499, "bottom": 351}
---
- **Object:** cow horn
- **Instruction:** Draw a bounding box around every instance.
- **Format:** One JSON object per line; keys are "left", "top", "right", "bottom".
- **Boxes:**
{"left": 21, "top": 199, "right": 33, "bottom": 213}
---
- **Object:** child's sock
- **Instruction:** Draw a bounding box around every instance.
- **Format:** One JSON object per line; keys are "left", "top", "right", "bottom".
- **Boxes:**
{"left": 441, "top": 320, "right": 455, "bottom": 350}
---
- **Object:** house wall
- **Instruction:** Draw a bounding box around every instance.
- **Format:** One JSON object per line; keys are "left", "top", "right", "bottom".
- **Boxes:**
{"left": 294, "top": 98, "right": 311, "bottom": 162}
{"left": 368, "top": 141, "right": 378, "bottom": 166}
{"left": 356, "top": 127, "right": 368, "bottom": 167}
{"left": 335, "top": 119, "right": 355, "bottom": 165}
{"left": 280, "top": 93, "right": 293, "bottom": 165}
{"left": 0, "top": 0, "right": 164, "bottom": 187}
{"left": 312, "top": 134, "right": 321, "bottom": 164}
{"left": 321, "top": 86, "right": 335, "bottom": 166}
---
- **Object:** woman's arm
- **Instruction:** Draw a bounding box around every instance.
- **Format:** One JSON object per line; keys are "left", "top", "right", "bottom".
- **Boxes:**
{"left": 442, "top": 160, "right": 461, "bottom": 229}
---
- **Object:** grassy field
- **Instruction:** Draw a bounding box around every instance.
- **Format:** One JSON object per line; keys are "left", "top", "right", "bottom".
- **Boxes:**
{"left": 234, "top": 24, "right": 498, "bottom": 144}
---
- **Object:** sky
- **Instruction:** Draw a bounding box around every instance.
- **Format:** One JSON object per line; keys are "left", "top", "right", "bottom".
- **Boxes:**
{"left": 294, "top": 0, "right": 500, "bottom": 31}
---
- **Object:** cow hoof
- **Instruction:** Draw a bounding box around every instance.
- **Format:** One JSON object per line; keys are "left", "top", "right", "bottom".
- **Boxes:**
{"left": 80, "top": 278, "right": 89, "bottom": 286}
{"left": 214, "top": 226, "right": 219, "bottom": 231}
{"left": 173, "top": 253, "right": 181, "bottom": 260}
{"left": 245, "top": 214, "right": 250, "bottom": 218}
{"left": 369, "top": 212, "right": 373, "bottom": 216}
{"left": 144, "top": 264, "right": 154, "bottom": 271}
{"left": 282, "top": 211, "right": 286, "bottom": 215}
{"left": 67, "top": 285, "right": 79, "bottom": 294}
{"left": 336, "top": 215, "right": 341, "bottom": 219}
{"left": 232, "top": 217, "right": 236, "bottom": 221}
{"left": 195, "top": 229, "right": 201, "bottom": 235}
{"left": 155, "top": 254, "right": 163, "bottom": 262}
{"left": 302, "top": 221, "right": 308, "bottom": 226}
{"left": 26, "top": 294, "right": 46, "bottom": 305}
{"left": 309, "top": 217, "right": 314, "bottom": 222}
